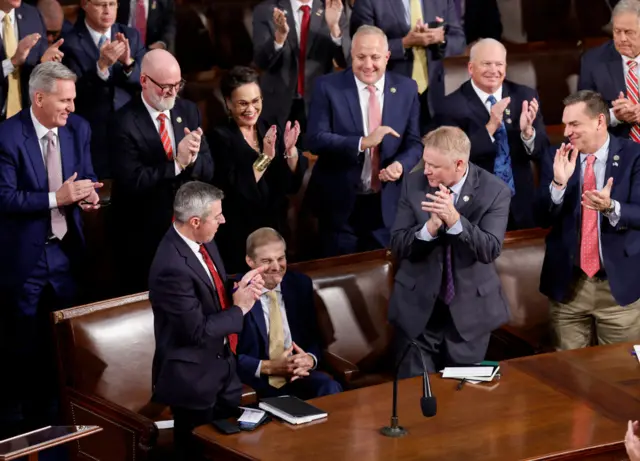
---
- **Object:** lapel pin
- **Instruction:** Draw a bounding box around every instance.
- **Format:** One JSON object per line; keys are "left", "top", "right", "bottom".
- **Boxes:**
{"left": 463, "top": 195, "right": 470, "bottom": 202}
{"left": 176, "top": 116, "right": 182, "bottom": 123}
{"left": 17, "top": 13, "right": 21, "bottom": 20}
{"left": 151, "top": 0, "right": 157, "bottom": 8}
{"left": 614, "top": 155, "right": 620, "bottom": 161}
{"left": 506, "top": 118, "right": 512, "bottom": 124}
{"left": 316, "top": 9, "right": 323, "bottom": 16}
{"left": 505, "top": 108, "right": 510, "bottom": 115}
{"left": 390, "top": 87, "right": 397, "bottom": 94}
{"left": 613, "top": 162, "right": 619, "bottom": 167}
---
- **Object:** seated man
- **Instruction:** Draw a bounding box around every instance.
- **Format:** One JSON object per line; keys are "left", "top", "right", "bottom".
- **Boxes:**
{"left": 237, "top": 227, "right": 343, "bottom": 400}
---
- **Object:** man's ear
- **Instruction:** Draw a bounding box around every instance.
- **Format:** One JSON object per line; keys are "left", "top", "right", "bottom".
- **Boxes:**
{"left": 245, "top": 255, "right": 254, "bottom": 269}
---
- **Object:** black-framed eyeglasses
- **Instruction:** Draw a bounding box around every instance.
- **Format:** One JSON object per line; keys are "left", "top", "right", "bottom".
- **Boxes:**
{"left": 46, "top": 30, "right": 61, "bottom": 38}
{"left": 145, "top": 74, "right": 186, "bottom": 93}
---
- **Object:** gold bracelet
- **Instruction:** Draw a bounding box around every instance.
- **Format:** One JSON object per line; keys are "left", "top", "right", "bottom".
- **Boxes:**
{"left": 253, "top": 153, "right": 272, "bottom": 172}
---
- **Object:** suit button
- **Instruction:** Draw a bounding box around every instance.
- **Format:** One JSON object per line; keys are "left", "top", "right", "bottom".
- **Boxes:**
{"left": 216, "top": 353, "right": 222, "bottom": 359}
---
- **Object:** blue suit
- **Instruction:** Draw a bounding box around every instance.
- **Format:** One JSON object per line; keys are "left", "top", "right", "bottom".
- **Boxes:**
{"left": 61, "top": 21, "right": 146, "bottom": 178}
{"left": 535, "top": 136, "right": 640, "bottom": 306}
{"left": 236, "top": 271, "right": 342, "bottom": 399}
{"left": 0, "top": 3, "right": 48, "bottom": 120}
{"left": 305, "top": 69, "right": 423, "bottom": 254}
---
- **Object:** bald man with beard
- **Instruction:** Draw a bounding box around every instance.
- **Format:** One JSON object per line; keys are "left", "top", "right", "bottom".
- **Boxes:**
{"left": 110, "top": 49, "right": 214, "bottom": 295}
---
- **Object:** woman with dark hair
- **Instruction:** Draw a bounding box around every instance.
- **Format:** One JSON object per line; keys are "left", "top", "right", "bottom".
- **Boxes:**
{"left": 209, "top": 66, "right": 307, "bottom": 273}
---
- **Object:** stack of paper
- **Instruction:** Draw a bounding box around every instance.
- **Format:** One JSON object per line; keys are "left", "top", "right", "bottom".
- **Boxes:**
{"left": 441, "top": 364, "right": 500, "bottom": 384}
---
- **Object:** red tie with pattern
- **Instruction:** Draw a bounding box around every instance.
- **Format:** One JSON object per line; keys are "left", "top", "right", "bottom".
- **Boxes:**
{"left": 626, "top": 60, "right": 640, "bottom": 143}
{"left": 157, "top": 113, "right": 173, "bottom": 160}
{"left": 135, "top": 0, "right": 147, "bottom": 45}
{"left": 580, "top": 154, "right": 600, "bottom": 278}
{"left": 199, "top": 244, "right": 238, "bottom": 353}
{"left": 297, "top": 5, "right": 311, "bottom": 96}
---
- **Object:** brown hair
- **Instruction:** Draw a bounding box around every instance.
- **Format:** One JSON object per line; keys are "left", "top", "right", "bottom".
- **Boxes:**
{"left": 246, "top": 227, "right": 286, "bottom": 259}
{"left": 563, "top": 90, "right": 611, "bottom": 125}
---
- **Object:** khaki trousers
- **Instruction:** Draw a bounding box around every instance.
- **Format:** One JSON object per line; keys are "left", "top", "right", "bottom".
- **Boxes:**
{"left": 550, "top": 273, "right": 640, "bottom": 350}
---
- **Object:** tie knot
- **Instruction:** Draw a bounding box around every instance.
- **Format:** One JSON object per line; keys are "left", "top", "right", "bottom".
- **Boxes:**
{"left": 267, "top": 290, "right": 278, "bottom": 302}
{"left": 629, "top": 60, "right": 638, "bottom": 70}
{"left": 300, "top": 5, "right": 310, "bottom": 13}
{"left": 198, "top": 244, "right": 207, "bottom": 256}
{"left": 46, "top": 130, "right": 55, "bottom": 143}
{"left": 487, "top": 95, "right": 497, "bottom": 105}
{"left": 157, "top": 113, "right": 167, "bottom": 122}
{"left": 2, "top": 14, "right": 10, "bottom": 25}
{"left": 586, "top": 154, "right": 597, "bottom": 166}
{"left": 367, "top": 84, "right": 377, "bottom": 95}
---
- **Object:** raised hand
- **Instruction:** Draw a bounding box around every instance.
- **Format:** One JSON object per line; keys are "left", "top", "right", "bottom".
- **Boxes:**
{"left": 361, "top": 126, "right": 400, "bottom": 150}
{"left": 98, "top": 39, "right": 126, "bottom": 70}
{"left": 263, "top": 125, "right": 278, "bottom": 159}
{"left": 273, "top": 8, "right": 289, "bottom": 45}
{"left": 283, "top": 120, "right": 300, "bottom": 153}
{"left": 422, "top": 184, "right": 459, "bottom": 228}
{"left": 379, "top": 161, "right": 403, "bottom": 182}
{"left": 115, "top": 32, "right": 132, "bottom": 65}
{"left": 583, "top": 177, "right": 613, "bottom": 212}
{"left": 56, "top": 172, "right": 103, "bottom": 207}
{"left": 325, "top": 0, "right": 343, "bottom": 37}
{"left": 486, "top": 97, "right": 511, "bottom": 136}
{"left": 232, "top": 265, "right": 267, "bottom": 313}
{"left": 41, "top": 38, "right": 64, "bottom": 63}
{"left": 520, "top": 98, "right": 539, "bottom": 139}
{"left": 177, "top": 127, "right": 203, "bottom": 166}
{"left": 552, "top": 142, "right": 579, "bottom": 188}
{"left": 11, "top": 33, "right": 41, "bottom": 67}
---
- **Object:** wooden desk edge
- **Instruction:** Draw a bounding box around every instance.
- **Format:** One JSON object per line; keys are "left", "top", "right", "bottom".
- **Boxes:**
{"left": 0, "top": 427, "right": 103, "bottom": 461}
{"left": 194, "top": 427, "right": 260, "bottom": 461}
{"left": 529, "top": 440, "right": 625, "bottom": 460}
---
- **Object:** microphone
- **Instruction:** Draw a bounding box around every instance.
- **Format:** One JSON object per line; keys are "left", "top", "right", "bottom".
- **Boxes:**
{"left": 380, "top": 340, "right": 436, "bottom": 438}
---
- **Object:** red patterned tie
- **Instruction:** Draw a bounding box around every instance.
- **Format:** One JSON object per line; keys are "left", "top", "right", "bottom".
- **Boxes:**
{"left": 135, "top": 0, "right": 147, "bottom": 45}
{"left": 580, "top": 155, "right": 600, "bottom": 278}
{"left": 626, "top": 60, "right": 640, "bottom": 143}
{"left": 157, "top": 114, "right": 173, "bottom": 160}
{"left": 367, "top": 85, "right": 382, "bottom": 192}
{"left": 297, "top": 5, "right": 311, "bottom": 96}
{"left": 199, "top": 244, "right": 238, "bottom": 353}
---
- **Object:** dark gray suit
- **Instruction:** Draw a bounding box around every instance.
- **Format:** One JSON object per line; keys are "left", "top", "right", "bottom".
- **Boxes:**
{"left": 389, "top": 162, "right": 511, "bottom": 376}
{"left": 253, "top": 0, "right": 350, "bottom": 128}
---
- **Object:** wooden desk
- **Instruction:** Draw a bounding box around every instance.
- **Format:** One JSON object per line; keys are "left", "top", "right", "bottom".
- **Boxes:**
{"left": 0, "top": 426, "right": 102, "bottom": 460}
{"left": 194, "top": 343, "right": 640, "bottom": 460}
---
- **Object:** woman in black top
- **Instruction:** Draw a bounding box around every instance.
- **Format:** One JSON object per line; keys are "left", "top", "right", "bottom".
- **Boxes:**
{"left": 209, "top": 66, "right": 306, "bottom": 273}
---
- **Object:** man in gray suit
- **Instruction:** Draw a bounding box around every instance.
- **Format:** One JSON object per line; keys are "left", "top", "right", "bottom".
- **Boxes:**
{"left": 389, "top": 126, "right": 511, "bottom": 377}
{"left": 253, "top": 0, "right": 350, "bottom": 133}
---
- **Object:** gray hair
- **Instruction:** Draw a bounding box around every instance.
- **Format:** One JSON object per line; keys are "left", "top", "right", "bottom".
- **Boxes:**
{"left": 246, "top": 227, "right": 287, "bottom": 259}
{"left": 613, "top": 0, "right": 640, "bottom": 21}
{"left": 352, "top": 25, "right": 389, "bottom": 51}
{"left": 28, "top": 62, "right": 77, "bottom": 102}
{"left": 469, "top": 38, "right": 506, "bottom": 62}
{"left": 173, "top": 181, "right": 224, "bottom": 223}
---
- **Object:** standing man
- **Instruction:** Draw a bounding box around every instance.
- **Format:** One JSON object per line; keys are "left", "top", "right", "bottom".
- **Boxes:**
{"left": 116, "top": 0, "right": 175, "bottom": 52}
{"left": 0, "top": 62, "right": 101, "bottom": 439}
{"left": 350, "top": 0, "right": 465, "bottom": 133}
{"left": 110, "top": 48, "right": 213, "bottom": 295}
{"left": 435, "top": 38, "right": 549, "bottom": 230}
{"left": 389, "top": 126, "right": 511, "bottom": 376}
{"left": 535, "top": 90, "right": 640, "bottom": 350}
{"left": 306, "top": 25, "right": 422, "bottom": 256}
{"left": 150, "top": 181, "right": 265, "bottom": 460}
{"left": 61, "top": 0, "right": 146, "bottom": 178}
{"left": 253, "top": 0, "right": 350, "bottom": 134}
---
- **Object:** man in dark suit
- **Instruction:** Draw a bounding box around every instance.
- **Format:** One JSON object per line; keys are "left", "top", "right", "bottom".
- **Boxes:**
{"left": 306, "top": 25, "right": 423, "bottom": 256}
{"left": 150, "top": 181, "right": 265, "bottom": 460}
{"left": 350, "top": 0, "right": 465, "bottom": 132}
{"left": 253, "top": 0, "right": 349, "bottom": 133}
{"left": 37, "top": 0, "right": 73, "bottom": 45}
{"left": 110, "top": 48, "right": 213, "bottom": 295}
{"left": 61, "top": 0, "right": 146, "bottom": 178}
{"left": 389, "top": 126, "right": 511, "bottom": 376}
{"left": 460, "top": 0, "right": 502, "bottom": 44}
{"left": 237, "top": 227, "right": 342, "bottom": 399}
{"left": 116, "top": 0, "right": 175, "bottom": 52}
{"left": 535, "top": 90, "right": 640, "bottom": 350}
{"left": 435, "top": 38, "right": 549, "bottom": 230}
{"left": 0, "top": 62, "right": 101, "bottom": 438}
{"left": 578, "top": 0, "right": 640, "bottom": 141}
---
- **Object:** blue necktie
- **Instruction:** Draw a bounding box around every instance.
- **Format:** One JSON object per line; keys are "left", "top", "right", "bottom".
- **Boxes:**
{"left": 98, "top": 34, "right": 107, "bottom": 50}
{"left": 487, "top": 95, "right": 515, "bottom": 195}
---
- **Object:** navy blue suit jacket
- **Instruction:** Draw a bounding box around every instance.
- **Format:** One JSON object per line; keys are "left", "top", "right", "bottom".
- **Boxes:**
{"left": 0, "top": 3, "right": 48, "bottom": 119}
{"left": 61, "top": 21, "right": 146, "bottom": 177}
{"left": 349, "top": 0, "right": 465, "bottom": 112}
{"left": 306, "top": 69, "right": 423, "bottom": 230}
{"left": 435, "top": 80, "right": 550, "bottom": 229}
{"left": 0, "top": 109, "right": 96, "bottom": 297}
{"left": 535, "top": 136, "right": 640, "bottom": 306}
{"left": 578, "top": 40, "right": 630, "bottom": 139}
{"left": 236, "top": 271, "right": 323, "bottom": 392}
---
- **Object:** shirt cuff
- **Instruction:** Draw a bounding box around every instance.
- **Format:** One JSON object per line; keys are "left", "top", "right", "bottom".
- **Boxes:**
{"left": 48, "top": 192, "right": 58, "bottom": 210}
{"left": 521, "top": 129, "right": 536, "bottom": 154}
{"left": 446, "top": 219, "right": 463, "bottom": 235}
{"left": 487, "top": 128, "right": 495, "bottom": 143}
{"left": 2, "top": 58, "right": 15, "bottom": 78}
{"left": 605, "top": 199, "right": 621, "bottom": 227}
{"left": 417, "top": 223, "right": 437, "bottom": 241}
{"left": 358, "top": 137, "right": 364, "bottom": 153}
{"left": 255, "top": 361, "right": 262, "bottom": 378}
{"left": 96, "top": 63, "right": 109, "bottom": 81}
{"left": 274, "top": 41, "right": 284, "bottom": 51}
{"left": 609, "top": 108, "right": 620, "bottom": 127}
{"left": 330, "top": 34, "right": 342, "bottom": 46}
{"left": 308, "top": 353, "right": 318, "bottom": 370}
{"left": 549, "top": 183, "right": 566, "bottom": 204}
{"left": 174, "top": 160, "right": 182, "bottom": 175}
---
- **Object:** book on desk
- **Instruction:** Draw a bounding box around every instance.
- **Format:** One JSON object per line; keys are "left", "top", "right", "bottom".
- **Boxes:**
{"left": 259, "top": 396, "right": 327, "bottom": 425}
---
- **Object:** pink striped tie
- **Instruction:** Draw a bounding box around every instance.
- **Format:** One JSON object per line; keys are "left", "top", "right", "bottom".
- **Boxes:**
{"left": 625, "top": 60, "right": 640, "bottom": 143}
{"left": 580, "top": 155, "right": 600, "bottom": 278}
{"left": 367, "top": 85, "right": 381, "bottom": 192}
{"left": 157, "top": 113, "right": 173, "bottom": 160}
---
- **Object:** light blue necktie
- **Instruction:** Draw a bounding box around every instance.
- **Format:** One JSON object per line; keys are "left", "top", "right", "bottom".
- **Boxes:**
{"left": 97, "top": 34, "right": 107, "bottom": 49}
{"left": 487, "top": 95, "right": 515, "bottom": 195}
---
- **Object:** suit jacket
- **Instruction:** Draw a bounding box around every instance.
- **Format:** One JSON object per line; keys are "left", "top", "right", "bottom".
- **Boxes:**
{"left": 0, "top": 3, "right": 48, "bottom": 120}
{"left": 434, "top": 80, "right": 549, "bottom": 229}
{"left": 349, "top": 0, "right": 466, "bottom": 112}
{"left": 110, "top": 96, "right": 214, "bottom": 284}
{"left": 463, "top": 0, "right": 502, "bottom": 44}
{"left": 116, "top": 0, "right": 176, "bottom": 51}
{"left": 61, "top": 21, "right": 146, "bottom": 178}
{"left": 0, "top": 109, "right": 96, "bottom": 298}
{"left": 389, "top": 163, "right": 511, "bottom": 341}
{"left": 150, "top": 226, "right": 244, "bottom": 410}
{"left": 208, "top": 117, "right": 307, "bottom": 274}
{"left": 236, "top": 271, "right": 323, "bottom": 392}
{"left": 253, "top": 0, "right": 350, "bottom": 127}
{"left": 305, "top": 69, "right": 423, "bottom": 230}
{"left": 535, "top": 136, "right": 640, "bottom": 306}
{"left": 578, "top": 40, "right": 630, "bottom": 139}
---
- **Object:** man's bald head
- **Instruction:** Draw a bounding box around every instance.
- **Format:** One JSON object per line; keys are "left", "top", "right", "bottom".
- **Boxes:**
{"left": 140, "top": 49, "right": 183, "bottom": 112}
{"left": 141, "top": 49, "right": 181, "bottom": 79}
{"left": 468, "top": 38, "right": 507, "bottom": 94}
{"left": 37, "top": 0, "right": 64, "bottom": 45}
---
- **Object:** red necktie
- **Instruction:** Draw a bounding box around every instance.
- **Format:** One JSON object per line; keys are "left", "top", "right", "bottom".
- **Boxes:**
{"left": 580, "top": 154, "right": 600, "bottom": 278}
{"left": 199, "top": 244, "right": 238, "bottom": 353}
{"left": 297, "top": 5, "right": 311, "bottom": 96}
{"left": 367, "top": 85, "right": 381, "bottom": 192}
{"left": 135, "top": 0, "right": 147, "bottom": 45}
{"left": 626, "top": 60, "right": 640, "bottom": 143}
{"left": 157, "top": 113, "right": 173, "bottom": 160}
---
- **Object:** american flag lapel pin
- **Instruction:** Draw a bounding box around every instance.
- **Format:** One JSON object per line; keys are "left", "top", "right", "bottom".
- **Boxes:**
{"left": 316, "top": 9, "right": 323, "bottom": 16}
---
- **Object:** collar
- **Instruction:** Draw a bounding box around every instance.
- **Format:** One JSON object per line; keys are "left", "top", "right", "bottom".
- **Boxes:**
{"left": 173, "top": 223, "right": 202, "bottom": 254}
{"left": 354, "top": 74, "right": 386, "bottom": 96}
{"left": 470, "top": 79, "right": 502, "bottom": 105}
{"left": 0, "top": 9, "right": 15, "bottom": 26}
{"left": 141, "top": 93, "right": 171, "bottom": 123}
{"left": 261, "top": 283, "right": 282, "bottom": 295}
{"left": 580, "top": 135, "right": 610, "bottom": 164}
{"left": 85, "top": 20, "right": 111, "bottom": 45}
{"left": 449, "top": 165, "right": 470, "bottom": 198}
{"left": 290, "top": 0, "right": 311, "bottom": 12}
{"left": 30, "top": 107, "right": 59, "bottom": 140}
{"left": 621, "top": 54, "right": 640, "bottom": 66}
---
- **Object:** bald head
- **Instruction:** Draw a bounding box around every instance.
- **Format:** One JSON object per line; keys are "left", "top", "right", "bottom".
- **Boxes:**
{"left": 140, "top": 49, "right": 182, "bottom": 111}
{"left": 37, "top": 0, "right": 63, "bottom": 45}
{"left": 141, "top": 49, "right": 181, "bottom": 78}
{"left": 468, "top": 38, "right": 507, "bottom": 94}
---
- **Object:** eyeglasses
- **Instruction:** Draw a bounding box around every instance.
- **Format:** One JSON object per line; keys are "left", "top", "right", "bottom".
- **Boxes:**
{"left": 46, "top": 30, "right": 61, "bottom": 38}
{"left": 89, "top": 0, "right": 118, "bottom": 9}
{"left": 231, "top": 96, "right": 263, "bottom": 110}
{"left": 145, "top": 74, "right": 186, "bottom": 93}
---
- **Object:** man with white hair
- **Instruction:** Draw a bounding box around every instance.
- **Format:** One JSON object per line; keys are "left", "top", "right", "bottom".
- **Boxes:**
{"left": 434, "top": 38, "right": 549, "bottom": 230}
{"left": 110, "top": 48, "right": 214, "bottom": 295}
{"left": 0, "top": 61, "right": 101, "bottom": 438}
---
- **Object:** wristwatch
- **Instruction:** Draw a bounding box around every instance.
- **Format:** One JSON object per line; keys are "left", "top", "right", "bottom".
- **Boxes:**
{"left": 603, "top": 200, "right": 615, "bottom": 215}
{"left": 122, "top": 59, "right": 135, "bottom": 73}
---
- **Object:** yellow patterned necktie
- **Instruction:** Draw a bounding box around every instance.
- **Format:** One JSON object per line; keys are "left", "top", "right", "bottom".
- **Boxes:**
{"left": 267, "top": 291, "right": 287, "bottom": 389}
{"left": 3, "top": 14, "right": 21, "bottom": 117}
{"left": 410, "top": 0, "right": 429, "bottom": 94}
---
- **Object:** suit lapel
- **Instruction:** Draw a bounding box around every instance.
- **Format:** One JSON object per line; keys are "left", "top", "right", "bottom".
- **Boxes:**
{"left": 16, "top": 7, "right": 25, "bottom": 40}
{"left": 607, "top": 45, "right": 625, "bottom": 96}
{"left": 57, "top": 126, "right": 74, "bottom": 181}
{"left": 305, "top": 0, "right": 324, "bottom": 58}
{"left": 605, "top": 136, "right": 621, "bottom": 196}
{"left": 455, "top": 164, "right": 481, "bottom": 217}
{"left": 133, "top": 98, "right": 167, "bottom": 160}
{"left": 170, "top": 227, "right": 215, "bottom": 295}
{"left": 170, "top": 105, "right": 186, "bottom": 148}
{"left": 344, "top": 70, "right": 364, "bottom": 134}
{"left": 461, "top": 81, "right": 491, "bottom": 125}
{"left": 21, "top": 111, "right": 47, "bottom": 189}
{"left": 77, "top": 22, "right": 100, "bottom": 61}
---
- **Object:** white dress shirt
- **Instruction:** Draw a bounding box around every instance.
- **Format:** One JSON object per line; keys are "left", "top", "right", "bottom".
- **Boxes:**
{"left": 1, "top": 9, "right": 18, "bottom": 116}
{"left": 30, "top": 108, "right": 61, "bottom": 210}
{"left": 549, "top": 136, "right": 621, "bottom": 264}
{"left": 610, "top": 54, "right": 640, "bottom": 127}
{"left": 273, "top": 0, "right": 342, "bottom": 51}
{"left": 355, "top": 74, "right": 385, "bottom": 193}
{"left": 85, "top": 21, "right": 111, "bottom": 81}
{"left": 417, "top": 166, "right": 467, "bottom": 241}
{"left": 470, "top": 79, "right": 536, "bottom": 153}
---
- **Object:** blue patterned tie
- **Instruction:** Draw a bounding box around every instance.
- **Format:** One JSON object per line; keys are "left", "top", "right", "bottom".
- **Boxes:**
{"left": 98, "top": 34, "right": 107, "bottom": 50}
{"left": 487, "top": 95, "right": 515, "bottom": 195}
{"left": 440, "top": 244, "right": 455, "bottom": 305}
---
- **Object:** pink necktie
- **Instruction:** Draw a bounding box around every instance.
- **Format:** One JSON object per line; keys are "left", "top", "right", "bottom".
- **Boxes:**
{"left": 367, "top": 85, "right": 381, "bottom": 192}
{"left": 580, "top": 154, "right": 599, "bottom": 278}
{"left": 46, "top": 131, "right": 67, "bottom": 240}
{"left": 626, "top": 61, "right": 640, "bottom": 143}
{"left": 135, "top": 0, "right": 147, "bottom": 45}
